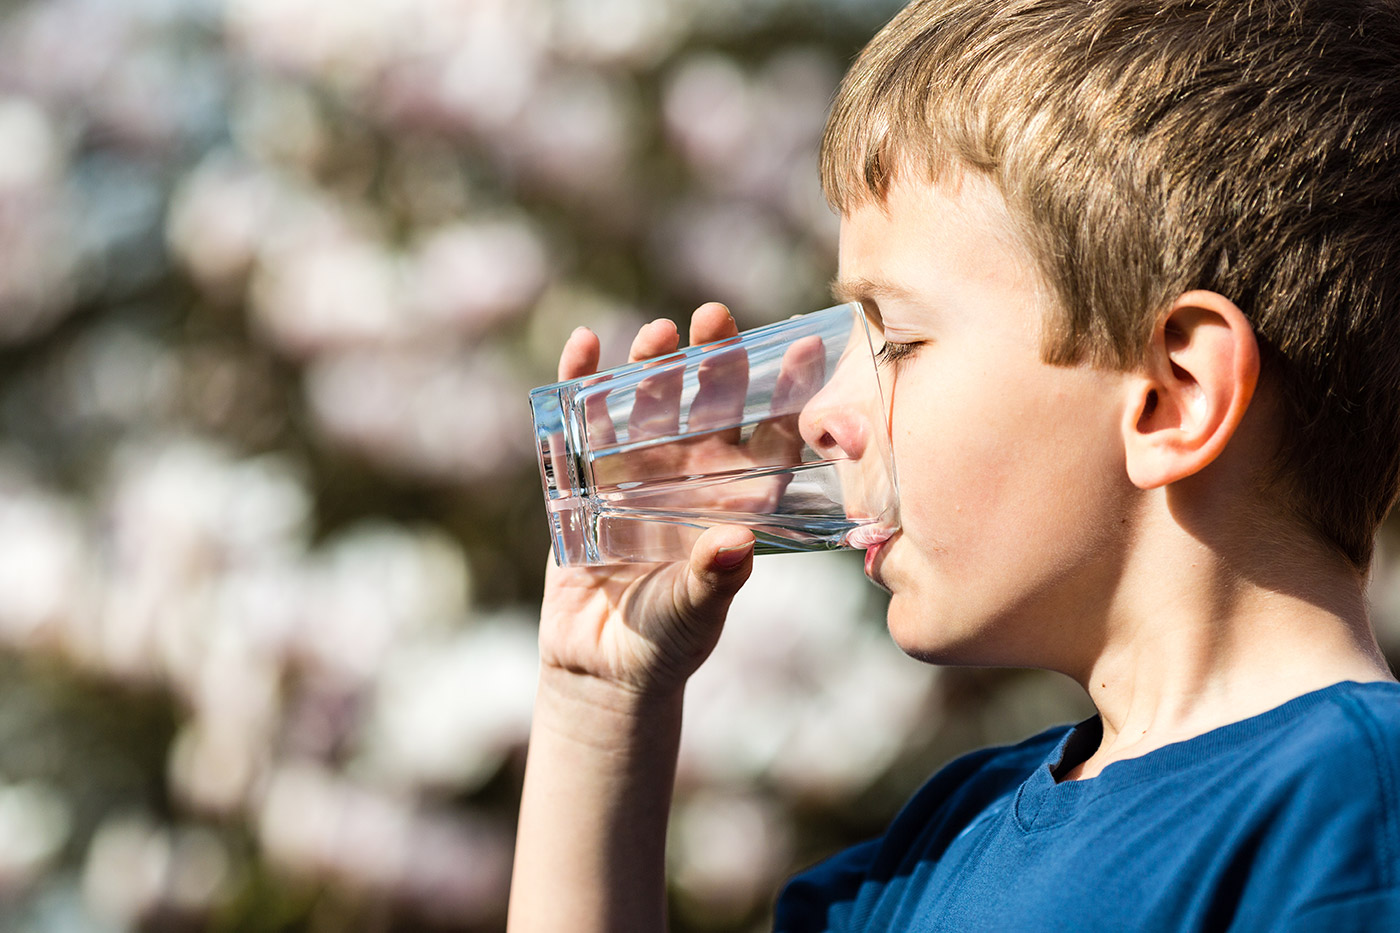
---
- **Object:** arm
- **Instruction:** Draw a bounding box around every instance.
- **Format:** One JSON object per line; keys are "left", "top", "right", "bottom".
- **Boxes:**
{"left": 507, "top": 310, "right": 757, "bottom": 933}
{"left": 508, "top": 544, "right": 751, "bottom": 932}
{"left": 508, "top": 671, "right": 683, "bottom": 932}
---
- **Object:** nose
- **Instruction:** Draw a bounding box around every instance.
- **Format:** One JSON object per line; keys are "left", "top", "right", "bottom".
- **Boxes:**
{"left": 798, "top": 361, "right": 872, "bottom": 461}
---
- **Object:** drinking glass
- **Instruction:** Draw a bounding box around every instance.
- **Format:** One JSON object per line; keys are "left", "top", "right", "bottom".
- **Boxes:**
{"left": 529, "top": 302, "right": 898, "bottom": 565}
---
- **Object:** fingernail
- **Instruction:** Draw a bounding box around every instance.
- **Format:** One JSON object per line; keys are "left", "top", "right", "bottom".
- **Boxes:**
{"left": 570, "top": 326, "right": 591, "bottom": 340}
{"left": 714, "top": 541, "right": 754, "bottom": 569}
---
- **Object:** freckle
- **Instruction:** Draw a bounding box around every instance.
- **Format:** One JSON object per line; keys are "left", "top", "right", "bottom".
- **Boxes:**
{"left": 1100, "top": 683, "right": 1105, "bottom": 688}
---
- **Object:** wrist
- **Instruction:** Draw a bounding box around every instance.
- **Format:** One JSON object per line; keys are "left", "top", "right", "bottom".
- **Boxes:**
{"left": 533, "top": 665, "right": 685, "bottom": 751}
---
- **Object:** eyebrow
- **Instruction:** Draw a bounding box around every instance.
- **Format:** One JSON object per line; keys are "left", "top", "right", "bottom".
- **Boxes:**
{"left": 829, "top": 275, "right": 917, "bottom": 306}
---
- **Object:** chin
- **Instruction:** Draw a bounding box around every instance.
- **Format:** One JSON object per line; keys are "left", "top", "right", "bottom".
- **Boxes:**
{"left": 884, "top": 597, "right": 958, "bottom": 664}
{"left": 883, "top": 596, "right": 1021, "bottom": 667}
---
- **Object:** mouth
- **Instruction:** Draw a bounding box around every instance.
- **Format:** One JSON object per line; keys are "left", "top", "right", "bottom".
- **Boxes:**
{"left": 844, "top": 522, "right": 894, "bottom": 549}
{"left": 846, "top": 524, "right": 895, "bottom": 592}
{"left": 864, "top": 539, "right": 892, "bottom": 592}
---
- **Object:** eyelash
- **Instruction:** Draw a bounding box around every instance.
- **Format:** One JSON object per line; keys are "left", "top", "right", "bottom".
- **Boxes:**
{"left": 876, "top": 340, "right": 921, "bottom": 366}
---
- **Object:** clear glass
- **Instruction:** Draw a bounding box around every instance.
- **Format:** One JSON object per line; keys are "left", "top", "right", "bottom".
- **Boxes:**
{"left": 529, "top": 302, "right": 899, "bottom": 565}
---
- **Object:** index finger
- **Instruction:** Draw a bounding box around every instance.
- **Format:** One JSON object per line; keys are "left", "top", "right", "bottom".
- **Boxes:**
{"left": 558, "top": 326, "right": 601, "bottom": 381}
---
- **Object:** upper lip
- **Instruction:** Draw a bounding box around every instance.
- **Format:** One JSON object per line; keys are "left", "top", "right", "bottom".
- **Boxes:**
{"left": 846, "top": 522, "right": 897, "bottom": 550}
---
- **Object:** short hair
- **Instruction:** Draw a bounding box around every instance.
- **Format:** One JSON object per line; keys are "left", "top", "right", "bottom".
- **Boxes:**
{"left": 822, "top": 0, "right": 1400, "bottom": 568}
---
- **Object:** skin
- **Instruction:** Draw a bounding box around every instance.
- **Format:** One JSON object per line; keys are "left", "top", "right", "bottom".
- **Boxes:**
{"left": 509, "top": 305, "right": 757, "bottom": 933}
{"left": 507, "top": 173, "right": 1395, "bottom": 932}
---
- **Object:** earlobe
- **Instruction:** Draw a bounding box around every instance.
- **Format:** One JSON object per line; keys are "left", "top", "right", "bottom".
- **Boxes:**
{"left": 1123, "top": 291, "right": 1260, "bottom": 490}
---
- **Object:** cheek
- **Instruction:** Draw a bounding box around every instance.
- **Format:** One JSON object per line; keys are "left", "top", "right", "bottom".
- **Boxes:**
{"left": 887, "top": 365, "right": 1124, "bottom": 568}
{"left": 888, "top": 355, "right": 1023, "bottom": 483}
{"left": 886, "top": 378, "right": 1011, "bottom": 567}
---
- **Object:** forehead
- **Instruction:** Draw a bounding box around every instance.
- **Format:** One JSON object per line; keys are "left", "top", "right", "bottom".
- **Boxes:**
{"left": 833, "top": 171, "right": 1049, "bottom": 308}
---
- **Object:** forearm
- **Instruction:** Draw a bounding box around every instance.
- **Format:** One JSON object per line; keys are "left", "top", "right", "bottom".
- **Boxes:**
{"left": 507, "top": 668, "right": 684, "bottom": 933}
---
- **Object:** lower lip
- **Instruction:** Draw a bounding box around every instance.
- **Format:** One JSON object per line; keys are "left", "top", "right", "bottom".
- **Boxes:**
{"left": 865, "top": 539, "right": 890, "bottom": 589}
{"left": 844, "top": 523, "right": 895, "bottom": 588}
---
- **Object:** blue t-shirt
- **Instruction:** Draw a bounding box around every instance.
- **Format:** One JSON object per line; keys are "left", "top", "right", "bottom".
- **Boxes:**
{"left": 774, "top": 680, "right": 1400, "bottom": 932}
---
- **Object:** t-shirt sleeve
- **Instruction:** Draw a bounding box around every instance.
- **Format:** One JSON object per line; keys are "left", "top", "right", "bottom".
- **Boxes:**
{"left": 1279, "top": 886, "right": 1400, "bottom": 932}
{"left": 772, "top": 839, "right": 882, "bottom": 933}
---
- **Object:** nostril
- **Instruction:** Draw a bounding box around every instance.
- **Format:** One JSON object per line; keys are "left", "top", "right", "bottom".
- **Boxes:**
{"left": 819, "top": 432, "right": 836, "bottom": 450}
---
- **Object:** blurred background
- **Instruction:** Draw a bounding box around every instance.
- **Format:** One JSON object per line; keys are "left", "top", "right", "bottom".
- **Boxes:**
{"left": 1, "top": 0, "right": 1398, "bottom": 930}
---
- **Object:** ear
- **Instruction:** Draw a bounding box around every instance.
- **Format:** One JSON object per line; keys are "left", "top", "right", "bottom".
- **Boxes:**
{"left": 1123, "top": 290, "right": 1260, "bottom": 489}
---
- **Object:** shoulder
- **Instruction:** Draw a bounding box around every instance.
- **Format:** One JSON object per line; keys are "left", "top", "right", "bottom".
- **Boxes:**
{"left": 1315, "top": 678, "right": 1400, "bottom": 745}
{"left": 1275, "top": 680, "right": 1400, "bottom": 791}
{"left": 1218, "top": 680, "right": 1400, "bottom": 780}
{"left": 1227, "top": 681, "right": 1400, "bottom": 826}
{"left": 1291, "top": 682, "right": 1400, "bottom": 860}
{"left": 1294, "top": 678, "right": 1400, "bottom": 729}
{"left": 1228, "top": 681, "right": 1400, "bottom": 921}
{"left": 775, "top": 722, "right": 1075, "bottom": 931}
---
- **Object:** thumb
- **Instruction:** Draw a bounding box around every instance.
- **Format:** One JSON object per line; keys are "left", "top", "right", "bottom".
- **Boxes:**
{"left": 679, "top": 526, "right": 755, "bottom": 622}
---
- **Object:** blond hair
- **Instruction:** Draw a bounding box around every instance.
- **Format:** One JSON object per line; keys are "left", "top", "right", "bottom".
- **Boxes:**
{"left": 823, "top": 0, "right": 1400, "bottom": 567}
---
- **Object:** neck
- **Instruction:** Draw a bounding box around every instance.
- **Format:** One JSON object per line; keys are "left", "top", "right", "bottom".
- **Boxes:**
{"left": 1060, "top": 503, "right": 1393, "bottom": 781}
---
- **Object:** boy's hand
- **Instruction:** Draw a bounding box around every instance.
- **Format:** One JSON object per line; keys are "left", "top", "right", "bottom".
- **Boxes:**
{"left": 538, "top": 303, "right": 757, "bottom": 698}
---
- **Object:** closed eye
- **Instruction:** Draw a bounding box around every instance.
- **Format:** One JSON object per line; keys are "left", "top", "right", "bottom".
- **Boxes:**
{"left": 875, "top": 340, "right": 921, "bottom": 366}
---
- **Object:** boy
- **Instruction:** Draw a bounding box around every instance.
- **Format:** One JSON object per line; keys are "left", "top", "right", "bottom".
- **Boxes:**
{"left": 509, "top": 0, "right": 1400, "bottom": 929}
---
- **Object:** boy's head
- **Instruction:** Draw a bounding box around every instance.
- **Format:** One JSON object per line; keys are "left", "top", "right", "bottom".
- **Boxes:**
{"left": 822, "top": 0, "right": 1400, "bottom": 570}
